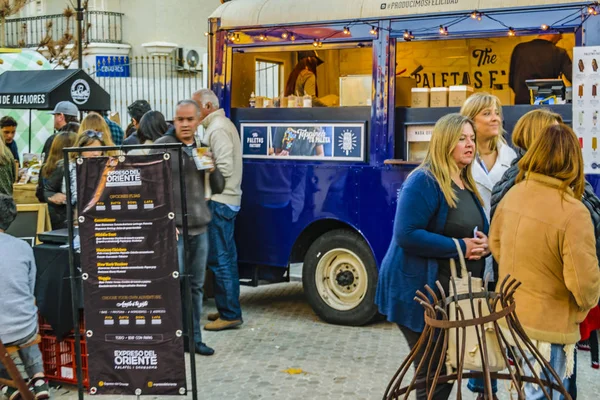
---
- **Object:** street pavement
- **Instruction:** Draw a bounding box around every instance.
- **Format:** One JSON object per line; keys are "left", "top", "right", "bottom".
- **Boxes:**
{"left": 12, "top": 282, "right": 600, "bottom": 399}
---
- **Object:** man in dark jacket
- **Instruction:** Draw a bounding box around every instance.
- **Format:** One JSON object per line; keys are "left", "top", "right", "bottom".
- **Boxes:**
{"left": 123, "top": 100, "right": 151, "bottom": 145}
{"left": 509, "top": 33, "right": 572, "bottom": 104}
{"left": 152, "top": 100, "right": 224, "bottom": 356}
{"left": 43, "top": 101, "right": 79, "bottom": 157}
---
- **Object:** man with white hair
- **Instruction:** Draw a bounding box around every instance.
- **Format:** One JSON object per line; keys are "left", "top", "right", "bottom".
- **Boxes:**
{"left": 192, "top": 89, "right": 244, "bottom": 331}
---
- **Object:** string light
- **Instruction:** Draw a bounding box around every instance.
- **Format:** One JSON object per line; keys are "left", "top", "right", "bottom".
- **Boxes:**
{"left": 204, "top": 32, "right": 209, "bottom": 37}
{"left": 470, "top": 10, "right": 482, "bottom": 20}
{"left": 541, "top": 24, "right": 549, "bottom": 31}
{"left": 343, "top": 26, "right": 351, "bottom": 35}
{"left": 313, "top": 39, "right": 319, "bottom": 47}
{"left": 281, "top": 31, "right": 288, "bottom": 39}
{"left": 290, "top": 33, "right": 296, "bottom": 41}
{"left": 318, "top": 40, "right": 323, "bottom": 48}
{"left": 439, "top": 25, "right": 448, "bottom": 36}
{"left": 588, "top": 5, "right": 596, "bottom": 14}
{"left": 370, "top": 26, "right": 378, "bottom": 35}
{"left": 508, "top": 27, "right": 516, "bottom": 36}
{"left": 403, "top": 30, "right": 414, "bottom": 41}
{"left": 235, "top": 33, "right": 240, "bottom": 42}
{"left": 258, "top": 33, "right": 266, "bottom": 41}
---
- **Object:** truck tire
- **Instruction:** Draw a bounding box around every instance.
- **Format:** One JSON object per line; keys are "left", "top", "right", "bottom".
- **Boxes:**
{"left": 302, "top": 229, "right": 378, "bottom": 326}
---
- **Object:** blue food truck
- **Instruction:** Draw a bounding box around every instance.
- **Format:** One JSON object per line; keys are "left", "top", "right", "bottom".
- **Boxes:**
{"left": 207, "top": 0, "right": 600, "bottom": 325}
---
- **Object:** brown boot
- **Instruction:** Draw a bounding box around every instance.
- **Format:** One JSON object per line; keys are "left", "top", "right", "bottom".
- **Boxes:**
{"left": 207, "top": 312, "right": 220, "bottom": 321}
{"left": 204, "top": 318, "right": 243, "bottom": 331}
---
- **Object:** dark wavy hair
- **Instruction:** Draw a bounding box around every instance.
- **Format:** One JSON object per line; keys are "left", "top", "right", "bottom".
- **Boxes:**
{"left": 137, "top": 111, "right": 168, "bottom": 143}
{"left": 0, "top": 194, "right": 17, "bottom": 231}
{"left": 284, "top": 57, "right": 319, "bottom": 97}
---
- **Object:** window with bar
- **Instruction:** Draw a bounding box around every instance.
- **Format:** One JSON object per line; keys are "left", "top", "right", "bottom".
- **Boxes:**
{"left": 255, "top": 60, "right": 282, "bottom": 100}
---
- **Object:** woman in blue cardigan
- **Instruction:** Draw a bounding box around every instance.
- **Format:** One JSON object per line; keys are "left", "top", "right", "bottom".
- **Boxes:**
{"left": 376, "top": 113, "right": 490, "bottom": 400}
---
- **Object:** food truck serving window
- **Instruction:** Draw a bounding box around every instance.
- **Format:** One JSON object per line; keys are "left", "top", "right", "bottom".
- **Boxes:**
{"left": 231, "top": 44, "right": 373, "bottom": 108}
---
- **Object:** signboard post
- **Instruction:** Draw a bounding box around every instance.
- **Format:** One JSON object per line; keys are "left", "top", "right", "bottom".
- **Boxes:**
{"left": 573, "top": 46, "right": 600, "bottom": 174}
{"left": 77, "top": 153, "right": 187, "bottom": 396}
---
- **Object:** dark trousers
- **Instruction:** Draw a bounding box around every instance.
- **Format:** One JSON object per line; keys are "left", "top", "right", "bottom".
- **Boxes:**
{"left": 399, "top": 325, "right": 453, "bottom": 400}
{"left": 591, "top": 330, "right": 599, "bottom": 364}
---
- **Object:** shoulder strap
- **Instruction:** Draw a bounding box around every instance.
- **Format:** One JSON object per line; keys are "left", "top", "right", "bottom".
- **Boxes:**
{"left": 449, "top": 238, "right": 468, "bottom": 279}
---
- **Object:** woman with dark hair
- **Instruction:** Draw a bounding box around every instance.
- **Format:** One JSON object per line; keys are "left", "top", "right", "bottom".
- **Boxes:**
{"left": 284, "top": 51, "right": 327, "bottom": 107}
{"left": 129, "top": 111, "right": 168, "bottom": 155}
{"left": 40, "top": 131, "right": 77, "bottom": 229}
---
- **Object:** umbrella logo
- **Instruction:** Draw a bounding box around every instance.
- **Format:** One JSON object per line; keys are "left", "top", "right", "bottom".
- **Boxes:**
{"left": 71, "top": 78, "right": 91, "bottom": 105}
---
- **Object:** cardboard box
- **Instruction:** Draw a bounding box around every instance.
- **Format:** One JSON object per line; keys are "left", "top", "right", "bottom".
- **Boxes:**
{"left": 411, "top": 88, "right": 430, "bottom": 108}
{"left": 448, "top": 85, "right": 474, "bottom": 107}
{"left": 395, "top": 77, "right": 417, "bottom": 107}
{"left": 430, "top": 87, "right": 448, "bottom": 107}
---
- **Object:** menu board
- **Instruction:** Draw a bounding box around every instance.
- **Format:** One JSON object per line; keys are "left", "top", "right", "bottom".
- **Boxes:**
{"left": 573, "top": 46, "right": 600, "bottom": 174}
{"left": 77, "top": 154, "right": 186, "bottom": 396}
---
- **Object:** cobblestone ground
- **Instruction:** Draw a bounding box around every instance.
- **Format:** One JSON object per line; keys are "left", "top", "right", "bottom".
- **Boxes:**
{"left": 12, "top": 282, "right": 600, "bottom": 399}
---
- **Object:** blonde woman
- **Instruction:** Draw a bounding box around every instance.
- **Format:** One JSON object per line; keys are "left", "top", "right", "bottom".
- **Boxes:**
{"left": 376, "top": 113, "right": 489, "bottom": 400}
{"left": 79, "top": 112, "right": 119, "bottom": 156}
{"left": 0, "top": 134, "right": 15, "bottom": 195}
{"left": 492, "top": 123, "right": 600, "bottom": 397}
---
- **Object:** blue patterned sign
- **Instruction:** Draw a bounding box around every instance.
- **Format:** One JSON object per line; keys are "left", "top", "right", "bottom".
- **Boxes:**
{"left": 240, "top": 123, "right": 365, "bottom": 161}
{"left": 96, "top": 56, "right": 130, "bottom": 77}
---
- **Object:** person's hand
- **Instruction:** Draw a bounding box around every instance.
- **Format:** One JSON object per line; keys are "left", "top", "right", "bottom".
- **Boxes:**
{"left": 474, "top": 231, "right": 490, "bottom": 257}
{"left": 49, "top": 193, "right": 67, "bottom": 205}
{"left": 205, "top": 151, "right": 216, "bottom": 173}
{"left": 277, "top": 150, "right": 290, "bottom": 156}
{"left": 463, "top": 236, "right": 488, "bottom": 260}
{"left": 176, "top": 227, "right": 180, "bottom": 241}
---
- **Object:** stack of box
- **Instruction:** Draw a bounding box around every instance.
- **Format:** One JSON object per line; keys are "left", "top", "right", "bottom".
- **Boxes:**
{"left": 411, "top": 88, "right": 430, "bottom": 108}
{"left": 448, "top": 86, "right": 474, "bottom": 107}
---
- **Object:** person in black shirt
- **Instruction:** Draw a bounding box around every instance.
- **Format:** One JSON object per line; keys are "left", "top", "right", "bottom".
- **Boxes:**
{"left": 509, "top": 33, "right": 572, "bottom": 104}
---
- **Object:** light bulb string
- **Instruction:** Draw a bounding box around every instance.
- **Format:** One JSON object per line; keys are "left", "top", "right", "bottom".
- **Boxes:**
{"left": 225, "top": 3, "right": 598, "bottom": 44}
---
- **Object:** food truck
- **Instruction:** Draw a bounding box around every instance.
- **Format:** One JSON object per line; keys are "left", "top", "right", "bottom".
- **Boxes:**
{"left": 207, "top": 0, "right": 600, "bottom": 325}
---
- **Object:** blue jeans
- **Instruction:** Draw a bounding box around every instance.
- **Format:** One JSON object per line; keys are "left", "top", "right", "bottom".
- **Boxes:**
{"left": 0, "top": 329, "right": 44, "bottom": 380}
{"left": 177, "top": 232, "right": 208, "bottom": 345}
{"left": 524, "top": 344, "right": 571, "bottom": 400}
{"left": 207, "top": 201, "right": 242, "bottom": 321}
{"left": 467, "top": 376, "right": 498, "bottom": 394}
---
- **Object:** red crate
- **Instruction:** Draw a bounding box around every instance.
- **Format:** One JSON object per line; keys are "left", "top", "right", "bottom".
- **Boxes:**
{"left": 40, "top": 335, "right": 89, "bottom": 388}
{"left": 38, "top": 311, "right": 86, "bottom": 335}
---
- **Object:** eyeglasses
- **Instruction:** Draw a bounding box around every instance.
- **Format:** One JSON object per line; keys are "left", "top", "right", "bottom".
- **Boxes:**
{"left": 83, "top": 130, "right": 103, "bottom": 140}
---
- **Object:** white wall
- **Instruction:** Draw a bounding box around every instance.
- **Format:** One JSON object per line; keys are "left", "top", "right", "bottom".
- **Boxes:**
{"left": 18, "top": 0, "right": 221, "bottom": 56}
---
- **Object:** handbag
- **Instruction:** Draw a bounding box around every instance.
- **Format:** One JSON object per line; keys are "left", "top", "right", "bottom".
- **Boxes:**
{"left": 445, "top": 238, "right": 506, "bottom": 373}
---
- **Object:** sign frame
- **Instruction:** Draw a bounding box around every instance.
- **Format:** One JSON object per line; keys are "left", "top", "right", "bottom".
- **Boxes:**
{"left": 240, "top": 122, "right": 367, "bottom": 162}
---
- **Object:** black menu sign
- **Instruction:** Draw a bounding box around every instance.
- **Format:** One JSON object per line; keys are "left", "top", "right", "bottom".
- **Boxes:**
{"left": 77, "top": 154, "right": 186, "bottom": 396}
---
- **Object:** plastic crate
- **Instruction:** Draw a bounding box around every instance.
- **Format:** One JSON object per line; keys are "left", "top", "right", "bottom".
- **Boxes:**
{"left": 40, "top": 335, "right": 89, "bottom": 388}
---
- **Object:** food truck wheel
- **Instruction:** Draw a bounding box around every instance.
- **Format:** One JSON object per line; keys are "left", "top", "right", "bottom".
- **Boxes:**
{"left": 303, "top": 229, "right": 377, "bottom": 326}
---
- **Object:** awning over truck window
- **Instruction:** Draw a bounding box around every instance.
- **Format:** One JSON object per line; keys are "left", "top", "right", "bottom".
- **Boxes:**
{"left": 210, "top": 0, "right": 589, "bottom": 28}
{"left": 0, "top": 69, "right": 110, "bottom": 111}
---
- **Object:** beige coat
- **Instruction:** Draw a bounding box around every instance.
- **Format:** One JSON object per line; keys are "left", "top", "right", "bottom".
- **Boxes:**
{"left": 491, "top": 172, "right": 600, "bottom": 344}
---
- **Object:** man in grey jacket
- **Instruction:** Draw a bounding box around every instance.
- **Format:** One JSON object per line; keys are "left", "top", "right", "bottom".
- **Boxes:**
{"left": 0, "top": 194, "right": 50, "bottom": 399}
{"left": 152, "top": 100, "right": 224, "bottom": 355}
{"left": 193, "top": 89, "right": 244, "bottom": 331}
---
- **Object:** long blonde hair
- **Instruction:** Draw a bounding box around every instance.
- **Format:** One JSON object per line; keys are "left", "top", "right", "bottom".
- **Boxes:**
{"left": 413, "top": 113, "right": 482, "bottom": 208}
{"left": 460, "top": 92, "right": 506, "bottom": 152}
{"left": 512, "top": 109, "right": 563, "bottom": 151}
{"left": 78, "top": 112, "right": 119, "bottom": 156}
{"left": 517, "top": 123, "right": 585, "bottom": 199}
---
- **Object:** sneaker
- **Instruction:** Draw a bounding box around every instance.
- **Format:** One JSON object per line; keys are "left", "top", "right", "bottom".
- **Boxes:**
{"left": 593, "top": 361, "right": 599, "bottom": 369}
{"left": 195, "top": 342, "right": 214, "bottom": 356}
{"left": 204, "top": 318, "right": 243, "bottom": 331}
{"left": 577, "top": 342, "right": 591, "bottom": 351}
{"left": 207, "top": 312, "right": 220, "bottom": 321}
{"left": 31, "top": 376, "right": 49, "bottom": 400}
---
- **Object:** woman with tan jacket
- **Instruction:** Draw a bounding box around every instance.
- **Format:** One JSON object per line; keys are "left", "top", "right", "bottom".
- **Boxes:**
{"left": 491, "top": 123, "right": 600, "bottom": 398}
